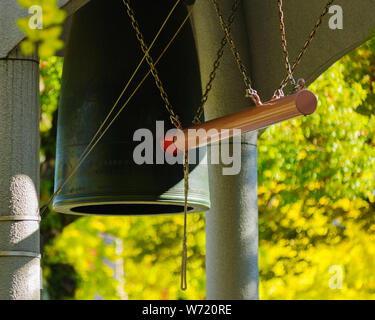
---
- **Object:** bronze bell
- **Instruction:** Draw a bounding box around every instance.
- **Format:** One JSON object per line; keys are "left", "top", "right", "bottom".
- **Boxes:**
{"left": 53, "top": 0, "right": 210, "bottom": 215}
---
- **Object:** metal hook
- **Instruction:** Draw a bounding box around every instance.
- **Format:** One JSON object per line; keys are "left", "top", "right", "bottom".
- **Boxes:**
{"left": 246, "top": 88, "right": 262, "bottom": 105}
{"left": 272, "top": 88, "right": 285, "bottom": 100}
{"left": 293, "top": 78, "right": 306, "bottom": 92}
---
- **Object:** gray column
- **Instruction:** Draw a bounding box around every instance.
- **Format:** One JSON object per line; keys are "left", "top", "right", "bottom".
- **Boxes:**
{"left": 205, "top": 135, "right": 258, "bottom": 300}
{"left": 191, "top": 0, "right": 258, "bottom": 299}
{"left": 0, "top": 46, "right": 40, "bottom": 300}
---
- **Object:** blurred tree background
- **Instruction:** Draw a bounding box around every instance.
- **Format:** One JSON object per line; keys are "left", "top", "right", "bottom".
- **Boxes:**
{"left": 38, "top": 37, "right": 375, "bottom": 300}
{"left": 17, "top": 0, "right": 66, "bottom": 58}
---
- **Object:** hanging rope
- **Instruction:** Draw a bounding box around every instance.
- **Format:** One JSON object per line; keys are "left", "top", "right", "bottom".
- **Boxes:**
{"left": 123, "top": 0, "right": 242, "bottom": 290}
{"left": 180, "top": 151, "right": 189, "bottom": 290}
{"left": 40, "top": 0, "right": 192, "bottom": 216}
{"left": 180, "top": 0, "right": 241, "bottom": 289}
{"left": 123, "top": 0, "right": 190, "bottom": 290}
{"left": 41, "top": 0, "right": 332, "bottom": 292}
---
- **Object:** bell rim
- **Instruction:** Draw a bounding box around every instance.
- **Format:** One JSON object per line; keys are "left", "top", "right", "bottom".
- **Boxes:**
{"left": 52, "top": 196, "right": 210, "bottom": 216}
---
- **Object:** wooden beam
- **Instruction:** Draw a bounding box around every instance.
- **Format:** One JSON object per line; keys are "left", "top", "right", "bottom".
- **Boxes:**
{"left": 163, "top": 89, "right": 317, "bottom": 153}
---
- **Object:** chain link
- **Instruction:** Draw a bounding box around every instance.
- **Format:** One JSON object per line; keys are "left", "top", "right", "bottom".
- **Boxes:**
{"left": 211, "top": 0, "right": 261, "bottom": 105}
{"left": 277, "top": 0, "right": 297, "bottom": 89}
{"left": 277, "top": 0, "right": 336, "bottom": 91}
{"left": 123, "top": 0, "right": 193, "bottom": 290}
{"left": 125, "top": 0, "right": 245, "bottom": 126}
{"left": 123, "top": 0, "right": 183, "bottom": 129}
{"left": 193, "top": 0, "right": 240, "bottom": 124}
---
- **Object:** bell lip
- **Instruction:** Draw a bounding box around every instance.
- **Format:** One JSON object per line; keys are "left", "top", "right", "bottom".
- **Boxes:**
{"left": 53, "top": 197, "right": 210, "bottom": 216}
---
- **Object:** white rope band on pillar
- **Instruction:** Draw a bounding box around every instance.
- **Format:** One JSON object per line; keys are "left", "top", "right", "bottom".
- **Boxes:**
{"left": 0, "top": 217, "right": 41, "bottom": 258}
{"left": 0, "top": 251, "right": 41, "bottom": 258}
{"left": 0, "top": 216, "right": 41, "bottom": 222}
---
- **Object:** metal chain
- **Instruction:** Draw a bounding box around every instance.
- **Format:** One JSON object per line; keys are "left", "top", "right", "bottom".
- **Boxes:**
{"left": 211, "top": 0, "right": 261, "bottom": 105}
{"left": 123, "top": 0, "right": 193, "bottom": 290}
{"left": 193, "top": 0, "right": 240, "bottom": 124}
{"left": 277, "top": 0, "right": 336, "bottom": 92}
{"left": 40, "top": 0, "right": 190, "bottom": 217}
{"left": 123, "top": 0, "right": 183, "bottom": 129}
{"left": 182, "top": 1, "right": 242, "bottom": 288}
{"left": 277, "top": 0, "right": 297, "bottom": 89}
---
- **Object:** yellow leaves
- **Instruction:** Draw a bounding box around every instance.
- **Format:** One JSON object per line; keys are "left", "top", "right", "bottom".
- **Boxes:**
{"left": 273, "top": 261, "right": 285, "bottom": 276}
{"left": 297, "top": 270, "right": 315, "bottom": 289}
{"left": 333, "top": 198, "right": 351, "bottom": 211}
{"left": 347, "top": 209, "right": 361, "bottom": 219}
{"left": 17, "top": 0, "right": 67, "bottom": 58}
{"left": 287, "top": 202, "right": 302, "bottom": 219}
{"left": 45, "top": 213, "right": 207, "bottom": 300}
{"left": 89, "top": 218, "right": 106, "bottom": 233}
{"left": 354, "top": 279, "right": 363, "bottom": 290}
{"left": 40, "top": 112, "right": 52, "bottom": 132}
{"left": 315, "top": 227, "right": 328, "bottom": 236}
{"left": 20, "top": 39, "right": 35, "bottom": 55}
{"left": 332, "top": 198, "right": 369, "bottom": 217}
{"left": 297, "top": 149, "right": 307, "bottom": 160}
{"left": 294, "top": 260, "right": 308, "bottom": 274}
{"left": 307, "top": 181, "right": 321, "bottom": 191}
{"left": 40, "top": 36, "right": 375, "bottom": 299}
{"left": 260, "top": 233, "right": 375, "bottom": 300}
{"left": 305, "top": 198, "right": 316, "bottom": 206}
{"left": 319, "top": 197, "right": 330, "bottom": 206}
{"left": 258, "top": 185, "right": 268, "bottom": 195}
{"left": 264, "top": 170, "right": 272, "bottom": 178}
{"left": 368, "top": 192, "right": 375, "bottom": 203}
{"left": 269, "top": 197, "right": 280, "bottom": 208}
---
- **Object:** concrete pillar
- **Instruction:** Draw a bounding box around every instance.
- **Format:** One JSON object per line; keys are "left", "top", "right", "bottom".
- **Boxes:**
{"left": 191, "top": 0, "right": 259, "bottom": 299}
{"left": 205, "top": 136, "right": 258, "bottom": 300}
{"left": 0, "top": 46, "right": 40, "bottom": 300}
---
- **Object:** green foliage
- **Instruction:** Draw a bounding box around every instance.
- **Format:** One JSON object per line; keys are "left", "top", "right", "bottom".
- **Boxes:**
{"left": 341, "top": 38, "right": 375, "bottom": 117}
{"left": 17, "top": 0, "right": 66, "bottom": 58}
{"left": 40, "top": 38, "right": 375, "bottom": 299}
{"left": 44, "top": 263, "right": 79, "bottom": 300}
{"left": 39, "top": 57, "right": 62, "bottom": 207}
{"left": 44, "top": 214, "right": 206, "bottom": 300}
{"left": 257, "top": 38, "right": 375, "bottom": 299}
